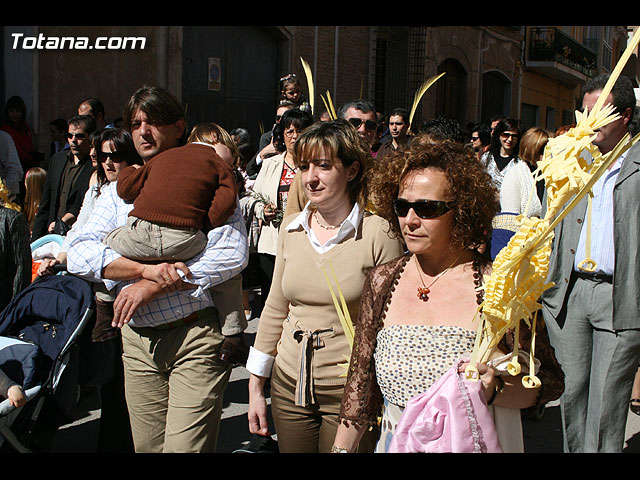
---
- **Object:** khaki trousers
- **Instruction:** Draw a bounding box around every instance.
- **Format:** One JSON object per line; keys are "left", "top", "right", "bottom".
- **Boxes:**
{"left": 270, "top": 363, "right": 377, "bottom": 453}
{"left": 121, "top": 308, "right": 232, "bottom": 453}
{"left": 105, "top": 216, "right": 207, "bottom": 261}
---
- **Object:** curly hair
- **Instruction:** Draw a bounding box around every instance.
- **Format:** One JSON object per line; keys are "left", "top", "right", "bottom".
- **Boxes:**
{"left": 368, "top": 139, "right": 499, "bottom": 249}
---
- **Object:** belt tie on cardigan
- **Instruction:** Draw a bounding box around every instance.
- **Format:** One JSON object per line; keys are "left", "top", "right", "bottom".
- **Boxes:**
{"left": 292, "top": 327, "right": 333, "bottom": 407}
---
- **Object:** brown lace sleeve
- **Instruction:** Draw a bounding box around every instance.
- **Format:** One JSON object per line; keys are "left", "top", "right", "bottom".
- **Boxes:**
{"left": 339, "top": 256, "right": 408, "bottom": 428}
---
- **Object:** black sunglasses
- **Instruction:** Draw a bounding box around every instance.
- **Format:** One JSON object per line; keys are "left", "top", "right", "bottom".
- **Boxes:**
{"left": 393, "top": 198, "right": 455, "bottom": 219}
{"left": 99, "top": 151, "right": 124, "bottom": 163}
{"left": 66, "top": 132, "right": 86, "bottom": 140}
{"left": 347, "top": 117, "right": 377, "bottom": 132}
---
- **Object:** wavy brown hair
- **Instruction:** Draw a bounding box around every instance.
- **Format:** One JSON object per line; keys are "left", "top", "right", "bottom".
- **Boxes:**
{"left": 369, "top": 136, "right": 499, "bottom": 249}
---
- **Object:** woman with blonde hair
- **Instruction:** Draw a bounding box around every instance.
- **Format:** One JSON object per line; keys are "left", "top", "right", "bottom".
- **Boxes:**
{"left": 247, "top": 119, "right": 404, "bottom": 453}
{"left": 23, "top": 167, "right": 46, "bottom": 233}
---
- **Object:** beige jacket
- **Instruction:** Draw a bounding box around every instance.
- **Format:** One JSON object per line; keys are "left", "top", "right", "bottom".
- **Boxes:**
{"left": 252, "top": 153, "right": 285, "bottom": 256}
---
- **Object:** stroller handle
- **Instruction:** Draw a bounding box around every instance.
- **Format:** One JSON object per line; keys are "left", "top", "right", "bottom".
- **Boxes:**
{"left": 52, "top": 263, "right": 67, "bottom": 273}
{"left": 30, "top": 234, "right": 65, "bottom": 252}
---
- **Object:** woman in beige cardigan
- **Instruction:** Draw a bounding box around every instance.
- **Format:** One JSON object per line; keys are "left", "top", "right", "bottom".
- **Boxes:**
{"left": 247, "top": 120, "right": 404, "bottom": 453}
{"left": 251, "top": 109, "right": 314, "bottom": 305}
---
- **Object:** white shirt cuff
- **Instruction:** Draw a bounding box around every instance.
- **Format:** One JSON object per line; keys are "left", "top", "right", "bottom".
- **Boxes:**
{"left": 246, "top": 346, "right": 275, "bottom": 378}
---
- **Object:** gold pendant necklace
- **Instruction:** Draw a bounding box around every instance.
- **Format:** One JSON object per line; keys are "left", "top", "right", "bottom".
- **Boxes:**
{"left": 415, "top": 253, "right": 462, "bottom": 302}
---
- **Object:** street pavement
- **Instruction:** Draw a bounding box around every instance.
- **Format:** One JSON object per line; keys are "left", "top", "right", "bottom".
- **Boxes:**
{"left": 35, "top": 312, "right": 640, "bottom": 454}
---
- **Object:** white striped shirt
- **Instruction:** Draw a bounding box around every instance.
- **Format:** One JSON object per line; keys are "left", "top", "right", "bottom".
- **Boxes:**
{"left": 574, "top": 152, "right": 626, "bottom": 276}
{"left": 67, "top": 181, "right": 249, "bottom": 327}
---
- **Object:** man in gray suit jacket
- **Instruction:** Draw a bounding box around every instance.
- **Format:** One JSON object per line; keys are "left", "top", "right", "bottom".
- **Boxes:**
{"left": 541, "top": 73, "right": 640, "bottom": 452}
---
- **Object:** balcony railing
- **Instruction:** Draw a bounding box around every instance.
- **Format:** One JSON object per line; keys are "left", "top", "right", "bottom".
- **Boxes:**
{"left": 528, "top": 27, "right": 598, "bottom": 77}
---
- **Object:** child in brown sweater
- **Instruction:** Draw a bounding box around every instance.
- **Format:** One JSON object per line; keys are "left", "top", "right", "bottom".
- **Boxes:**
{"left": 106, "top": 141, "right": 237, "bottom": 261}
{"left": 103, "top": 128, "right": 248, "bottom": 354}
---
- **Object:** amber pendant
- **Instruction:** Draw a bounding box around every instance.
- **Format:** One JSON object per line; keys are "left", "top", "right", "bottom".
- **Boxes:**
{"left": 417, "top": 286, "right": 430, "bottom": 302}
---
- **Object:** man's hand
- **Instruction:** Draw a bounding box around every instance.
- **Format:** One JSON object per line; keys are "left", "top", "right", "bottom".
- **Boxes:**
{"left": 260, "top": 139, "right": 277, "bottom": 159}
{"left": 112, "top": 279, "right": 164, "bottom": 328}
{"left": 140, "top": 261, "right": 192, "bottom": 292}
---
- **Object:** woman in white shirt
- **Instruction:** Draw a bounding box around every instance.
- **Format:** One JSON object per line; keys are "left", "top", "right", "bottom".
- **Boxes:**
{"left": 500, "top": 127, "right": 552, "bottom": 218}
{"left": 481, "top": 118, "right": 523, "bottom": 191}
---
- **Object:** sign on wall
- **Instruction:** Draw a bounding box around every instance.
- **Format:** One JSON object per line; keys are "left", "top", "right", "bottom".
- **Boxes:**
{"left": 208, "top": 57, "right": 221, "bottom": 91}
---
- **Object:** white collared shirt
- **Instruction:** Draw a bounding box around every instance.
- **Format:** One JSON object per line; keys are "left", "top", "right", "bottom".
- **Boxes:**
{"left": 285, "top": 201, "right": 363, "bottom": 253}
{"left": 574, "top": 151, "right": 626, "bottom": 276}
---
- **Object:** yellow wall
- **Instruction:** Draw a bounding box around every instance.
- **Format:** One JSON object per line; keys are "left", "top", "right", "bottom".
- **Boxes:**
{"left": 521, "top": 70, "right": 579, "bottom": 130}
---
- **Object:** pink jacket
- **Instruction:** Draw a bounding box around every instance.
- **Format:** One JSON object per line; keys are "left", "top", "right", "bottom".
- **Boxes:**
{"left": 388, "top": 359, "right": 503, "bottom": 453}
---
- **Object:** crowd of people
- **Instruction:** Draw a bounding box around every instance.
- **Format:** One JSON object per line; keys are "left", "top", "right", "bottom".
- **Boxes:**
{"left": 0, "top": 69, "right": 638, "bottom": 454}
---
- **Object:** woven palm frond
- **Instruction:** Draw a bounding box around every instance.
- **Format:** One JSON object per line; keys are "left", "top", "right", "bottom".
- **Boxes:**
{"left": 465, "top": 28, "right": 640, "bottom": 388}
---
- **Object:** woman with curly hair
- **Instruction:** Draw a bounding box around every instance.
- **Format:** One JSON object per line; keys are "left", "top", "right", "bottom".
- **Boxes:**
{"left": 332, "top": 138, "right": 564, "bottom": 453}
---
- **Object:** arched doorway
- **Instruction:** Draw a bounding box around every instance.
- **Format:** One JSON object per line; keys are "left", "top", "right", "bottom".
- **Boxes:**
{"left": 435, "top": 58, "right": 467, "bottom": 124}
{"left": 481, "top": 71, "right": 512, "bottom": 124}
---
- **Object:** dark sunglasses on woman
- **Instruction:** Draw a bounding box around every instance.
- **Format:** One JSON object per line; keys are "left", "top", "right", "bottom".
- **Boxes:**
{"left": 99, "top": 151, "right": 124, "bottom": 163}
{"left": 393, "top": 198, "right": 455, "bottom": 219}
{"left": 347, "top": 117, "right": 377, "bottom": 132}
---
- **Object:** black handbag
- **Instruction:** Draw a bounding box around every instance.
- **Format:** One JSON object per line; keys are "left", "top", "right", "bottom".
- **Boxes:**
{"left": 53, "top": 218, "right": 71, "bottom": 236}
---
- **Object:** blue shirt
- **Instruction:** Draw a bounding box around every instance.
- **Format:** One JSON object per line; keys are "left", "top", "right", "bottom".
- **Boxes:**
{"left": 574, "top": 152, "right": 626, "bottom": 276}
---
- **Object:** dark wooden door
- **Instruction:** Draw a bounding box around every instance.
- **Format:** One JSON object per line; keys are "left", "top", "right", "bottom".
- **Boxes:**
{"left": 182, "top": 26, "right": 282, "bottom": 153}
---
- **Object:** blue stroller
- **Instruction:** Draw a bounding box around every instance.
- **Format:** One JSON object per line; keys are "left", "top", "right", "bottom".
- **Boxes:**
{"left": 0, "top": 235, "right": 94, "bottom": 452}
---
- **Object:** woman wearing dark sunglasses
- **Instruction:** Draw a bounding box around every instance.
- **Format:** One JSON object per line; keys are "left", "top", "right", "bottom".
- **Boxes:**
{"left": 36, "top": 127, "right": 144, "bottom": 451}
{"left": 37, "top": 128, "right": 143, "bottom": 277}
{"left": 481, "top": 117, "right": 523, "bottom": 191}
{"left": 332, "top": 138, "right": 564, "bottom": 453}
